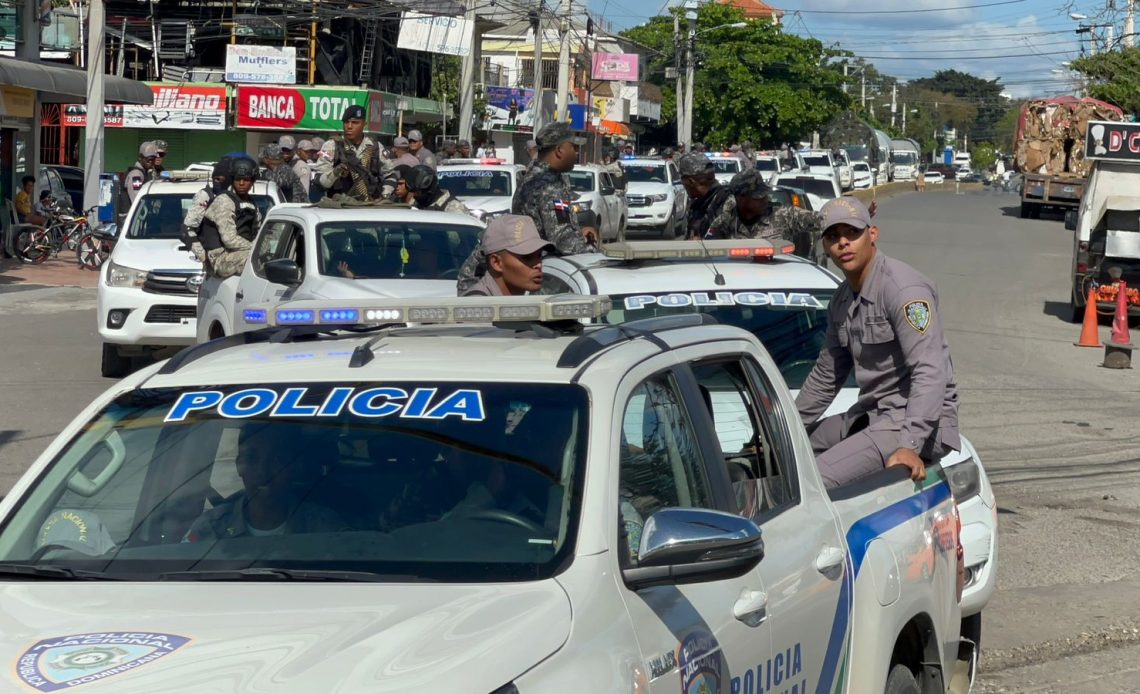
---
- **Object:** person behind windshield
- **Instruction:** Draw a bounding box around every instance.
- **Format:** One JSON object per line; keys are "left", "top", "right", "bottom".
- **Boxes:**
{"left": 460, "top": 215, "right": 553, "bottom": 297}
{"left": 407, "top": 164, "right": 471, "bottom": 215}
{"left": 706, "top": 169, "right": 777, "bottom": 240}
{"left": 184, "top": 426, "right": 344, "bottom": 542}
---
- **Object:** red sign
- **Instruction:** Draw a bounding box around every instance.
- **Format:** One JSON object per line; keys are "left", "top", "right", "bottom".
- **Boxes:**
{"left": 368, "top": 92, "right": 384, "bottom": 133}
{"left": 63, "top": 85, "right": 226, "bottom": 129}
{"left": 236, "top": 85, "right": 371, "bottom": 131}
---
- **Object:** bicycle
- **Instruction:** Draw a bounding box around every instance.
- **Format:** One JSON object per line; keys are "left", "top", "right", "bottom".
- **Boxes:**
{"left": 75, "top": 222, "right": 118, "bottom": 270}
{"left": 14, "top": 203, "right": 97, "bottom": 265}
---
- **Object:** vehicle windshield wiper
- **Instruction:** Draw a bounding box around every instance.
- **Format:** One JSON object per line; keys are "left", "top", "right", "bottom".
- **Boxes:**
{"left": 158, "top": 568, "right": 419, "bottom": 582}
{"left": 0, "top": 562, "right": 115, "bottom": 580}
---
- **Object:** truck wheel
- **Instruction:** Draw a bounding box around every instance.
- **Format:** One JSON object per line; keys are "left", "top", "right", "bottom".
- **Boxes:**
{"left": 1019, "top": 201, "right": 1031, "bottom": 219}
{"left": 884, "top": 664, "right": 921, "bottom": 694}
{"left": 101, "top": 343, "right": 131, "bottom": 379}
{"left": 661, "top": 215, "right": 676, "bottom": 239}
{"left": 1069, "top": 289, "right": 1084, "bottom": 323}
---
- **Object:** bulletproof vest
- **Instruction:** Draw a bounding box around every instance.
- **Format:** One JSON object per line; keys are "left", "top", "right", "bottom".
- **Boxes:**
{"left": 330, "top": 139, "right": 383, "bottom": 200}
{"left": 180, "top": 186, "right": 217, "bottom": 248}
{"left": 687, "top": 185, "right": 732, "bottom": 240}
{"left": 118, "top": 164, "right": 147, "bottom": 213}
{"left": 198, "top": 192, "right": 257, "bottom": 251}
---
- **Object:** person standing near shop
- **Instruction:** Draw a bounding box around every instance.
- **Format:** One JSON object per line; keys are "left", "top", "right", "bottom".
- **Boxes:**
{"left": 315, "top": 105, "right": 387, "bottom": 203}
{"left": 278, "top": 135, "right": 311, "bottom": 199}
{"left": 407, "top": 130, "right": 438, "bottom": 171}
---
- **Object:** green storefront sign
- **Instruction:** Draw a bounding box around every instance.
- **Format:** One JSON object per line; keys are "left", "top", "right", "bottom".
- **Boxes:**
{"left": 236, "top": 85, "right": 389, "bottom": 132}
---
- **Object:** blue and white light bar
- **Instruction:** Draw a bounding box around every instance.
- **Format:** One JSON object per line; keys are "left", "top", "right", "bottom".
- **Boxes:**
{"left": 602, "top": 239, "right": 796, "bottom": 261}
{"left": 242, "top": 294, "right": 613, "bottom": 328}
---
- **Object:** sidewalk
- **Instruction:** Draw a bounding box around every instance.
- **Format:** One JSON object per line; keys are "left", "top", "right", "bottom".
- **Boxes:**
{"left": 0, "top": 256, "right": 100, "bottom": 290}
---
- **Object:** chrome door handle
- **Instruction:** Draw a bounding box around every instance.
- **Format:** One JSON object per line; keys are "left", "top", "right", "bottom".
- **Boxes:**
{"left": 815, "top": 546, "right": 847, "bottom": 576}
{"left": 733, "top": 589, "right": 769, "bottom": 627}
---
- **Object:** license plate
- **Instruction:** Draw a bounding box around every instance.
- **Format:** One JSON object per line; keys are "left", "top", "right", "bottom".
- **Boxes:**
{"left": 1063, "top": 186, "right": 1075, "bottom": 193}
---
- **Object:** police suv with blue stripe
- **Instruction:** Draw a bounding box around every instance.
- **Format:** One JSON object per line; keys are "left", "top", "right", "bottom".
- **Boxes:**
{"left": 0, "top": 295, "right": 972, "bottom": 693}
{"left": 542, "top": 238, "right": 997, "bottom": 652}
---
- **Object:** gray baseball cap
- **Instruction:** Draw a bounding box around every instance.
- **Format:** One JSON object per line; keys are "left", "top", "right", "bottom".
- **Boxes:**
{"left": 393, "top": 136, "right": 410, "bottom": 149}
{"left": 36, "top": 509, "right": 116, "bottom": 557}
{"left": 457, "top": 139, "right": 471, "bottom": 148}
{"left": 139, "top": 142, "right": 158, "bottom": 158}
{"left": 482, "top": 215, "right": 555, "bottom": 255}
{"left": 678, "top": 152, "right": 714, "bottom": 177}
{"left": 535, "top": 122, "right": 586, "bottom": 149}
{"left": 278, "top": 135, "right": 297, "bottom": 150}
{"left": 820, "top": 196, "right": 873, "bottom": 232}
{"left": 297, "top": 139, "right": 313, "bottom": 151}
{"left": 407, "top": 129, "right": 424, "bottom": 142}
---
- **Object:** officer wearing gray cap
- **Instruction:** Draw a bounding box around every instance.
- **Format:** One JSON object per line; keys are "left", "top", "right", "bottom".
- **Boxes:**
{"left": 315, "top": 104, "right": 389, "bottom": 202}
{"left": 406, "top": 129, "right": 438, "bottom": 170}
{"left": 679, "top": 152, "right": 732, "bottom": 240}
{"left": 796, "top": 197, "right": 959, "bottom": 488}
{"left": 390, "top": 136, "right": 421, "bottom": 168}
{"left": 706, "top": 169, "right": 778, "bottom": 240}
{"left": 460, "top": 215, "right": 554, "bottom": 297}
{"left": 456, "top": 122, "right": 596, "bottom": 293}
{"left": 525, "top": 139, "right": 538, "bottom": 166}
{"left": 122, "top": 142, "right": 160, "bottom": 204}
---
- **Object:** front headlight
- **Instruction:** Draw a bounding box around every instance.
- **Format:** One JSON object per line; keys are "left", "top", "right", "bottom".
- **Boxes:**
{"left": 946, "top": 458, "right": 981, "bottom": 502}
{"left": 106, "top": 261, "right": 147, "bottom": 288}
{"left": 575, "top": 200, "right": 593, "bottom": 211}
{"left": 649, "top": 193, "right": 669, "bottom": 202}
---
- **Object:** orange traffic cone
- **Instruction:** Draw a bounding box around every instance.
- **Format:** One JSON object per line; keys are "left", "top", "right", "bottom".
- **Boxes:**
{"left": 1075, "top": 286, "right": 1101, "bottom": 348}
{"left": 1110, "top": 280, "right": 1132, "bottom": 346}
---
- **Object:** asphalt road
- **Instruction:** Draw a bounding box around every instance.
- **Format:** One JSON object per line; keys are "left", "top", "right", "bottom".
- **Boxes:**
{"left": 1, "top": 186, "right": 1139, "bottom": 691}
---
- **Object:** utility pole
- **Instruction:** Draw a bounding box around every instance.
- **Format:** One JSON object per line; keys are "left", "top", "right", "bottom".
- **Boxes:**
{"left": 902, "top": 102, "right": 907, "bottom": 134}
{"left": 1126, "top": 0, "right": 1136, "bottom": 48}
{"left": 890, "top": 82, "right": 897, "bottom": 129}
{"left": 532, "top": 2, "right": 544, "bottom": 133}
{"left": 555, "top": 0, "right": 571, "bottom": 122}
{"left": 861, "top": 72, "right": 866, "bottom": 111}
{"left": 674, "top": 11, "right": 684, "bottom": 147}
{"left": 683, "top": 2, "right": 696, "bottom": 147}
{"left": 83, "top": 0, "right": 105, "bottom": 214}
{"left": 842, "top": 63, "right": 848, "bottom": 94}
{"left": 458, "top": 0, "right": 477, "bottom": 141}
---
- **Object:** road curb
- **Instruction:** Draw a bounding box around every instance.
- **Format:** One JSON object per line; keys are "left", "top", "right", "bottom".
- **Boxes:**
{"left": 848, "top": 181, "right": 986, "bottom": 206}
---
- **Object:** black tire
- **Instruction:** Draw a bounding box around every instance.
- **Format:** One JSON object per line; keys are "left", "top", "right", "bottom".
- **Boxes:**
{"left": 1069, "top": 289, "right": 1084, "bottom": 324}
{"left": 1019, "top": 201, "right": 1031, "bottom": 219}
{"left": 884, "top": 664, "right": 921, "bottom": 694}
{"left": 101, "top": 343, "right": 131, "bottom": 379}
{"left": 15, "top": 229, "right": 49, "bottom": 265}
{"left": 661, "top": 215, "right": 676, "bottom": 239}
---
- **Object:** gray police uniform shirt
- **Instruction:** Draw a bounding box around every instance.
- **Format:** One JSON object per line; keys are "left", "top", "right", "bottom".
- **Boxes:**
{"left": 460, "top": 272, "right": 503, "bottom": 297}
{"left": 415, "top": 147, "right": 439, "bottom": 170}
{"left": 182, "top": 494, "right": 345, "bottom": 542}
{"left": 795, "top": 253, "right": 960, "bottom": 455}
{"left": 291, "top": 157, "right": 311, "bottom": 197}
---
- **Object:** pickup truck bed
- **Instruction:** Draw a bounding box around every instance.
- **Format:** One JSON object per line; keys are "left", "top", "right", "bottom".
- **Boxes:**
{"left": 1021, "top": 173, "right": 1084, "bottom": 218}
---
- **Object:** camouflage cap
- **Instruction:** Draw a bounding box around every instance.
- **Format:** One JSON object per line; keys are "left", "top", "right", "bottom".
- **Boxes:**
{"left": 153, "top": 140, "right": 168, "bottom": 152}
{"left": 526, "top": 139, "right": 538, "bottom": 150}
{"left": 262, "top": 143, "right": 284, "bottom": 160}
{"left": 678, "top": 152, "right": 714, "bottom": 177}
{"left": 729, "top": 169, "right": 772, "bottom": 199}
{"left": 482, "top": 214, "right": 555, "bottom": 256}
{"left": 820, "top": 196, "right": 873, "bottom": 232}
{"left": 535, "top": 121, "right": 586, "bottom": 149}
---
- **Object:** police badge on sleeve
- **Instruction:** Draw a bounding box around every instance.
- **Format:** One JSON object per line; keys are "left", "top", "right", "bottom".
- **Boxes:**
{"left": 904, "top": 300, "right": 932, "bottom": 333}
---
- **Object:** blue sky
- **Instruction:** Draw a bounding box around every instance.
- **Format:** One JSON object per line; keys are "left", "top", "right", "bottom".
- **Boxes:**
{"left": 586, "top": 0, "right": 1120, "bottom": 97}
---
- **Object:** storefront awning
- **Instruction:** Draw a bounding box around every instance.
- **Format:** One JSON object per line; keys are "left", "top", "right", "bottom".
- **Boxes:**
{"left": 0, "top": 57, "right": 154, "bottom": 105}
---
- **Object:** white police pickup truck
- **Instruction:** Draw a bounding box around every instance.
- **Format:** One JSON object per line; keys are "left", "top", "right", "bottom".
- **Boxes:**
{"left": 0, "top": 294, "right": 971, "bottom": 693}
{"left": 96, "top": 174, "right": 281, "bottom": 377}
{"left": 622, "top": 157, "right": 688, "bottom": 239}
{"left": 436, "top": 158, "right": 524, "bottom": 220}
{"left": 543, "top": 240, "right": 998, "bottom": 645}
{"left": 196, "top": 205, "right": 483, "bottom": 342}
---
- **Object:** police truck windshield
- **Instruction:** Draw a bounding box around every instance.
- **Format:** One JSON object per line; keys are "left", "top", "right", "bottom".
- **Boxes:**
{"left": 126, "top": 194, "right": 276, "bottom": 240}
{"left": 0, "top": 382, "right": 587, "bottom": 582}
{"left": 316, "top": 222, "right": 481, "bottom": 280}
{"left": 566, "top": 172, "right": 596, "bottom": 192}
{"left": 624, "top": 165, "right": 669, "bottom": 183}
{"left": 606, "top": 290, "right": 835, "bottom": 388}
{"left": 436, "top": 170, "right": 514, "bottom": 197}
{"left": 711, "top": 159, "right": 741, "bottom": 174}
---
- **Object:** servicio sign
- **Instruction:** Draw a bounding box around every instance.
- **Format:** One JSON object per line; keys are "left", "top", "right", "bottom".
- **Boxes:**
{"left": 236, "top": 86, "right": 377, "bottom": 131}
{"left": 1086, "top": 120, "right": 1140, "bottom": 162}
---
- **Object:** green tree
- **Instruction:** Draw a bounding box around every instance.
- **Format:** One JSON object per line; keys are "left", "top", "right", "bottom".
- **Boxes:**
{"left": 431, "top": 55, "right": 485, "bottom": 139}
{"left": 622, "top": 3, "right": 850, "bottom": 146}
{"left": 972, "top": 142, "right": 997, "bottom": 171}
{"left": 1070, "top": 48, "right": 1140, "bottom": 117}
{"left": 910, "top": 70, "right": 1005, "bottom": 144}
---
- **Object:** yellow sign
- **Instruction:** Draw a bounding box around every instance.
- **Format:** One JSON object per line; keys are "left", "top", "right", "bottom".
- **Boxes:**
{"left": 0, "top": 86, "right": 35, "bottom": 118}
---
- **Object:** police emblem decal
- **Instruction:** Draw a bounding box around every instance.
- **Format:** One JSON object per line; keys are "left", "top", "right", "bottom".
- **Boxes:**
{"left": 904, "top": 300, "right": 932, "bottom": 333}
{"left": 15, "top": 632, "right": 191, "bottom": 691}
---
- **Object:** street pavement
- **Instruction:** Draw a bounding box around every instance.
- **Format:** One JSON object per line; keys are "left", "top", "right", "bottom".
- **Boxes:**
{"left": 1, "top": 185, "right": 1139, "bottom": 690}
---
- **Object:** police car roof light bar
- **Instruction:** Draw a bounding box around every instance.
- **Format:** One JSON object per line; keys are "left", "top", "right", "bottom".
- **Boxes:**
{"left": 168, "top": 171, "right": 213, "bottom": 182}
{"left": 243, "top": 295, "right": 614, "bottom": 329}
{"left": 602, "top": 239, "right": 795, "bottom": 261}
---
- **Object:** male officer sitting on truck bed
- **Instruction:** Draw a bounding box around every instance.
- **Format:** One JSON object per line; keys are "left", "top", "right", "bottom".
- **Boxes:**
{"left": 795, "top": 197, "right": 960, "bottom": 488}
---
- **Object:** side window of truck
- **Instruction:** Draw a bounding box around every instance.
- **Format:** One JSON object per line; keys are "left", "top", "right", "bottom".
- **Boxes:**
{"left": 741, "top": 358, "right": 800, "bottom": 511}
{"left": 618, "top": 372, "right": 714, "bottom": 565}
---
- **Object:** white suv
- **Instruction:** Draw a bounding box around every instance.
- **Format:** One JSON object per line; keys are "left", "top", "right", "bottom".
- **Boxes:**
{"left": 707, "top": 153, "right": 744, "bottom": 185}
{"left": 97, "top": 175, "right": 281, "bottom": 377}
{"left": 435, "top": 160, "right": 523, "bottom": 220}
{"left": 566, "top": 164, "right": 627, "bottom": 241}
{"left": 621, "top": 157, "right": 687, "bottom": 238}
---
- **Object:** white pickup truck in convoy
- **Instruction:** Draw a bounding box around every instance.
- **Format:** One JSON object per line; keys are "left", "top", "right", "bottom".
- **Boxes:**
{"left": 0, "top": 294, "right": 972, "bottom": 693}
{"left": 196, "top": 205, "right": 483, "bottom": 341}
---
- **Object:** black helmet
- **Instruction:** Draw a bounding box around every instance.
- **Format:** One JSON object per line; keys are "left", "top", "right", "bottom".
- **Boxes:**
{"left": 230, "top": 157, "right": 259, "bottom": 180}
{"left": 211, "top": 158, "right": 232, "bottom": 179}
{"left": 407, "top": 164, "right": 437, "bottom": 193}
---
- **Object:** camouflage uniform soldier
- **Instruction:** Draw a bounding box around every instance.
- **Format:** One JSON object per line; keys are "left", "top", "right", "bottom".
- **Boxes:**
{"left": 261, "top": 144, "right": 307, "bottom": 203}
{"left": 407, "top": 165, "right": 473, "bottom": 215}
{"left": 456, "top": 122, "right": 597, "bottom": 293}
{"left": 181, "top": 159, "right": 232, "bottom": 262}
{"left": 314, "top": 105, "right": 390, "bottom": 203}
{"left": 707, "top": 169, "right": 780, "bottom": 240}
{"left": 679, "top": 152, "right": 733, "bottom": 240}
{"left": 200, "top": 158, "right": 262, "bottom": 279}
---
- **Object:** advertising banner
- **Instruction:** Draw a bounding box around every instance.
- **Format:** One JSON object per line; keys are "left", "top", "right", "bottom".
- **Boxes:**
{"left": 1085, "top": 120, "right": 1140, "bottom": 162}
{"left": 397, "top": 11, "right": 474, "bottom": 57}
{"left": 591, "top": 53, "right": 639, "bottom": 82}
{"left": 236, "top": 85, "right": 371, "bottom": 131}
{"left": 225, "top": 45, "right": 296, "bottom": 84}
{"left": 63, "top": 84, "right": 227, "bottom": 130}
{"left": 485, "top": 86, "right": 537, "bottom": 129}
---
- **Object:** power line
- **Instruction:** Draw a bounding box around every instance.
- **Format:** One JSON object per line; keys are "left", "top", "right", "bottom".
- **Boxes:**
{"left": 780, "top": 0, "right": 1027, "bottom": 14}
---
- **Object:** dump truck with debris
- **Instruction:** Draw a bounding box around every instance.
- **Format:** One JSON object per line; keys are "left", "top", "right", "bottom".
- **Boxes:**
{"left": 1014, "top": 96, "right": 1124, "bottom": 219}
{"left": 821, "top": 111, "right": 891, "bottom": 185}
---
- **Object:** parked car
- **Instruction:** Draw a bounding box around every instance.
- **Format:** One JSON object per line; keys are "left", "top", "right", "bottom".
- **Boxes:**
{"left": 754, "top": 154, "right": 782, "bottom": 186}
{"left": 566, "top": 164, "right": 627, "bottom": 241}
{"left": 707, "top": 153, "right": 745, "bottom": 185}
{"left": 851, "top": 161, "right": 875, "bottom": 189}
{"left": 773, "top": 173, "right": 840, "bottom": 210}
{"left": 35, "top": 166, "right": 72, "bottom": 211}
{"left": 923, "top": 171, "right": 946, "bottom": 185}
{"left": 44, "top": 165, "right": 85, "bottom": 211}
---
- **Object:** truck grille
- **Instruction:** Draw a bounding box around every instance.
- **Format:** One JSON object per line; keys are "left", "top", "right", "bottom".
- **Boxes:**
{"left": 143, "top": 269, "right": 204, "bottom": 296}
{"left": 144, "top": 305, "right": 197, "bottom": 323}
{"left": 625, "top": 194, "right": 651, "bottom": 207}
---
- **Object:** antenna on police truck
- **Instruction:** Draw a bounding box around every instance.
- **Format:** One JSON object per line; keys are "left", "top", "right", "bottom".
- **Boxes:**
{"left": 695, "top": 232, "right": 727, "bottom": 286}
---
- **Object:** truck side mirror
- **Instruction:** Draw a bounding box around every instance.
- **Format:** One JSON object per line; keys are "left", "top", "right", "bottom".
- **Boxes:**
{"left": 1065, "top": 210, "right": 1077, "bottom": 231}
{"left": 264, "top": 258, "right": 303, "bottom": 287}
{"left": 622, "top": 507, "right": 764, "bottom": 590}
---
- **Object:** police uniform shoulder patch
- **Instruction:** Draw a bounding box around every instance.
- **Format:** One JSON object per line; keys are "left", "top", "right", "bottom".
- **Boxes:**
{"left": 903, "top": 300, "right": 932, "bottom": 333}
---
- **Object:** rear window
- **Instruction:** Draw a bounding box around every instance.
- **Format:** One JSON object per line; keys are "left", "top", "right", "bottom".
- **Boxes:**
{"left": 756, "top": 159, "right": 779, "bottom": 172}
{"left": 711, "top": 159, "right": 741, "bottom": 174}
{"left": 625, "top": 165, "right": 669, "bottom": 183}
{"left": 567, "top": 171, "right": 596, "bottom": 192}
{"left": 127, "top": 193, "right": 275, "bottom": 240}
{"left": 778, "top": 177, "right": 836, "bottom": 199}
{"left": 318, "top": 221, "right": 481, "bottom": 280}
{"left": 801, "top": 155, "right": 830, "bottom": 167}
{"left": 437, "top": 170, "right": 514, "bottom": 197}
